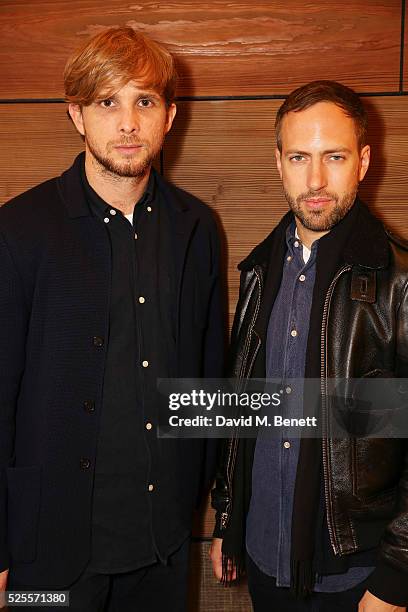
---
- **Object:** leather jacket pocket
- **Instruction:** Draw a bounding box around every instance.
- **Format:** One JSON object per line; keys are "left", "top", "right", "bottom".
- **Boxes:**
{"left": 351, "top": 438, "right": 402, "bottom": 502}
{"left": 7, "top": 466, "right": 41, "bottom": 563}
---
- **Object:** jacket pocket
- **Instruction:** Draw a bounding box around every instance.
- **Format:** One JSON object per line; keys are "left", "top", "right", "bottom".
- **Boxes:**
{"left": 6, "top": 466, "right": 41, "bottom": 563}
{"left": 351, "top": 438, "right": 403, "bottom": 501}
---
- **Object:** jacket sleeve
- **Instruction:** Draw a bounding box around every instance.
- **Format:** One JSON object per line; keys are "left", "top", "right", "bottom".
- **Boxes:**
{"left": 0, "top": 232, "right": 28, "bottom": 572}
{"left": 210, "top": 269, "right": 248, "bottom": 538}
{"left": 368, "top": 279, "right": 408, "bottom": 606}
{"left": 211, "top": 438, "right": 235, "bottom": 538}
{"left": 197, "top": 217, "right": 225, "bottom": 500}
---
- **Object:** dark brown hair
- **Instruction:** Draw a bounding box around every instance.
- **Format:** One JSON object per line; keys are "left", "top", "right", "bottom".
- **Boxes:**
{"left": 64, "top": 26, "right": 177, "bottom": 107}
{"left": 275, "top": 80, "right": 367, "bottom": 151}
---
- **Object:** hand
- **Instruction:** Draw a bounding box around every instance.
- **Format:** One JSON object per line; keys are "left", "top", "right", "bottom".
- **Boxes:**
{"left": 0, "top": 569, "right": 9, "bottom": 610}
{"left": 209, "top": 538, "right": 237, "bottom": 582}
{"left": 358, "top": 590, "right": 406, "bottom": 611}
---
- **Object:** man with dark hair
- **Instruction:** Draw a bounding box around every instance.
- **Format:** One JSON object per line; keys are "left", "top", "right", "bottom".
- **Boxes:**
{"left": 211, "top": 80, "right": 408, "bottom": 611}
{"left": 0, "top": 27, "right": 223, "bottom": 611}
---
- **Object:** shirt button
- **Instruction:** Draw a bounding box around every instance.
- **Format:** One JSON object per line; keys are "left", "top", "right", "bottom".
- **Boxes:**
{"left": 147, "top": 206, "right": 152, "bottom": 212}
{"left": 134, "top": 233, "right": 138, "bottom": 240}
{"left": 146, "top": 422, "right": 153, "bottom": 431}
{"left": 109, "top": 209, "right": 116, "bottom": 216}
{"left": 299, "top": 274, "right": 306, "bottom": 282}
{"left": 103, "top": 217, "right": 110, "bottom": 224}
{"left": 142, "top": 360, "right": 149, "bottom": 368}
{"left": 287, "top": 256, "right": 292, "bottom": 262}
{"left": 80, "top": 458, "right": 91, "bottom": 470}
{"left": 93, "top": 336, "right": 104, "bottom": 347}
{"left": 294, "top": 240, "right": 299, "bottom": 247}
{"left": 139, "top": 296, "right": 145, "bottom": 304}
{"left": 290, "top": 330, "right": 297, "bottom": 338}
{"left": 283, "top": 441, "right": 291, "bottom": 449}
{"left": 83, "top": 400, "right": 95, "bottom": 413}
{"left": 285, "top": 386, "right": 292, "bottom": 394}
{"left": 148, "top": 484, "right": 154, "bottom": 491}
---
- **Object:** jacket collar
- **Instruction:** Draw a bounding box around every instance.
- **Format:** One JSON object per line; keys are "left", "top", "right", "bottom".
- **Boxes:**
{"left": 238, "top": 197, "right": 389, "bottom": 272}
{"left": 57, "top": 152, "right": 189, "bottom": 218}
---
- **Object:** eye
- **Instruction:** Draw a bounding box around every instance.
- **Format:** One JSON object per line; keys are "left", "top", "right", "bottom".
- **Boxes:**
{"left": 329, "top": 155, "right": 345, "bottom": 161}
{"left": 100, "top": 99, "right": 115, "bottom": 108}
{"left": 138, "top": 98, "right": 154, "bottom": 108}
{"left": 289, "top": 155, "right": 305, "bottom": 162}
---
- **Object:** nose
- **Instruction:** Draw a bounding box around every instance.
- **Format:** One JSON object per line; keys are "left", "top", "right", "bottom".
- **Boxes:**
{"left": 307, "top": 159, "right": 327, "bottom": 192}
{"left": 118, "top": 106, "right": 139, "bottom": 135}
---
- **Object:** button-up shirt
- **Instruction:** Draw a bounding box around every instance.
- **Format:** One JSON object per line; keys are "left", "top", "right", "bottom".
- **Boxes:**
{"left": 246, "top": 222, "right": 373, "bottom": 591}
{"left": 81, "top": 165, "right": 176, "bottom": 573}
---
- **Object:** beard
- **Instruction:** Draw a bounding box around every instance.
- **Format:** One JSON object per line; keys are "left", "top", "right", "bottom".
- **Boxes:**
{"left": 85, "top": 136, "right": 162, "bottom": 179}
{"left": 284, "top": 186, "right": 358, "bottom": 232}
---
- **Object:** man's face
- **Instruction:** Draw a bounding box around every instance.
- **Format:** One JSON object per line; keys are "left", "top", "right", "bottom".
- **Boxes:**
{"left": 275, "top": 101, "right": 370, "bottom": 232}
{"left": 69, "top": 80, "right": 176, "bottom": 179}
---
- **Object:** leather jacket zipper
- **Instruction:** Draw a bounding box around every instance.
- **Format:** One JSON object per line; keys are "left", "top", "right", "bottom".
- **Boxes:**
{"left": 321, "top": 264, "right": 351, "bottom": 556}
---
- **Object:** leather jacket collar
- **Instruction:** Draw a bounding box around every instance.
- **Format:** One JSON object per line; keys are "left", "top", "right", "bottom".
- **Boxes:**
{"left": 238, "top": 198, "right": 389, "bottom": 273}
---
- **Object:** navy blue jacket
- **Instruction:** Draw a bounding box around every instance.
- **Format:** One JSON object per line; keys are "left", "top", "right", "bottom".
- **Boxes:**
{"left": 0, "top": 154, "right": 223, "bottom": 586}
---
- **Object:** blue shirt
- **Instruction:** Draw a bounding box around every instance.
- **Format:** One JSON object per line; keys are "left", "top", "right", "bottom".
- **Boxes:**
{"left": 246, "top": 223, "right": 373, "bottom": 591}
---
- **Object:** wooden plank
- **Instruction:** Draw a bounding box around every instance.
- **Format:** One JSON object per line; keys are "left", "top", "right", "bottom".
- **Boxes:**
{"left": 0, "top": 0, "right": 401, "bottom": 99}
{"left": 163, "top": 97, "right": 408, "bottom": 326}
{"left": 404, "top": 0, "right": 408, "bottom": 90}
{"left": 0, "top": 103, "right": 159, "bottom": 204}
{"left": 188, "top": 541, "right": 252, "bottom": 611}
{"left": 0, "top": 104, "right": 84, "bottom": 203}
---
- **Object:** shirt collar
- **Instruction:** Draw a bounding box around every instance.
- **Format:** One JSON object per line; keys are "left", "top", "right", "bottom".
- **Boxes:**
{"left": 80, "top": 157, "right": 156, "bottom": 220}
{"left": 286, "top": 221, "right": 318, "bottom": 264}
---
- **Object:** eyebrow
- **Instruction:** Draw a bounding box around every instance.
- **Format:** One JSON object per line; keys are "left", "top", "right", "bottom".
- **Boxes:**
{"left": 95, "top": 91, "right": 162, "bottom": 102}
{"left": 135, "top": 91, "right": 162, "bottom": 99}
{"left": 284, "top": 148, "right": 353, "bottom": 155}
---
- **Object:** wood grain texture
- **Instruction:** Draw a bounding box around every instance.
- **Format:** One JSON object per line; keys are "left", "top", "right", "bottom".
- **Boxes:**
{"left": 0, "top": 0, "right": 401, "bottom": 99}
{"left": 163, "top": 97, "right": 408, "bottom": 325}
{"left": 188, "top": 541, "right": 252, "bottom": 611}
{"left": 404, "top": 0, "right": 408, "bottom": 90}
{"left": 0, "top": 104, "right": 159, "bottom": 204}
{"left": 0, "top": 104, "right": 84, "bottom": 203}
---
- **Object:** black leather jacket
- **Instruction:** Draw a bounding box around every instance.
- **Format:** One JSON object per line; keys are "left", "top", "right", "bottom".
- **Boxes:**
{"left": 212, "top": 204, "right": 408, "bottom": 577}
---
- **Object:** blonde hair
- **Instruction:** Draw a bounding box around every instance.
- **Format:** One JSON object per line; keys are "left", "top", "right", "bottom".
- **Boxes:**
{"left": 64, "top": 26, "right": 177, "bottom": 106}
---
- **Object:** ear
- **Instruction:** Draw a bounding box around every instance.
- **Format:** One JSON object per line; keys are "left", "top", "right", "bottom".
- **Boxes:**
{"left": 68, "top": 103, "right": 85, "bottom": 137}
{"left": 358, "top": 144, "right": 370, "bottom": 182}
{"left": 275, "top": 147, "right": 283, "bottom": 180}
{"left": 164, "top": 103, "right": 177, "bottom": 134}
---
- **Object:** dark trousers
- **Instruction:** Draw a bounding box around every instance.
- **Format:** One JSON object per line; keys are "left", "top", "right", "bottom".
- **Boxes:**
{"left": 7, "top": 540, "right": 190, "bottom": 612}
{"left": 246, "top": 554, "right": 371, "bottom": 612}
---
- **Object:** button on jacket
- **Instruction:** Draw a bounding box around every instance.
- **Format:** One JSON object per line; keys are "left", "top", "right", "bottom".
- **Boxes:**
{"left": 0, "top": 153, "right": 223, "bottom": 587}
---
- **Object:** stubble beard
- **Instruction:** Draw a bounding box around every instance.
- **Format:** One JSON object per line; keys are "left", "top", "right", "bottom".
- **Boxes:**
{"left": 284, "top": 187, "right": 358, "bottom": 232}
{"left": 86, "top": 137, "right": 162, "bottom": 180}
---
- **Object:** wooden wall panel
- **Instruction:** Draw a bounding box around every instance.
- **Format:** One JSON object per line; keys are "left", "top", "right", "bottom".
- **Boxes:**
{"left": 0, "top": 0, "right": 401, "bottom": 99}
{"left": 163, "top": 97, "right": 408, "bottom": 323}
{"left": 0, "top": 104, "right": 159, "bottom": 205}
{"left": 0, "top": 104, "right": 84, "bottom": 203}
{"left": 164, "top": 99, "right": 280, "bottom": 319}
{"left": 404, "top": 1, "right": 408, "bottom": 90}
{"left": 188, "top": 541, "right": 252, "bottom": 611}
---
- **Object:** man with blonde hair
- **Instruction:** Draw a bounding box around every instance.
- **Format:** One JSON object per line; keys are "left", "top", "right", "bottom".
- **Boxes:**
{"left": 0, "top": 27, "right": 222, "bottom": 611}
